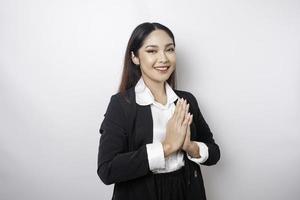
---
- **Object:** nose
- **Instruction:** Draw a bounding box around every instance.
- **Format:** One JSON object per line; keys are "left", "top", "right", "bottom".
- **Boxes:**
{"left": 158, "top": 51, "right": 168, "bottom": 63}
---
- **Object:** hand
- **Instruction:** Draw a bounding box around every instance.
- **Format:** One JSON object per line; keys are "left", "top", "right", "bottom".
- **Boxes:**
{"left": 162, "top": 98, "right": 192, "bottom": 157}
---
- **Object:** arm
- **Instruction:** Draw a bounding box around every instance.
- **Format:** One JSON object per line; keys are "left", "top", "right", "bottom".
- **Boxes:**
{"left": 97, "top": 95, "right": 150, "bottom": 185}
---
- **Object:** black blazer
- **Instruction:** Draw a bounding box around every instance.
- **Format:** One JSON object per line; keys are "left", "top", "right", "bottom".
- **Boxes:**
{"left": 97, "top": 87, "right": 220, "bottom": 200}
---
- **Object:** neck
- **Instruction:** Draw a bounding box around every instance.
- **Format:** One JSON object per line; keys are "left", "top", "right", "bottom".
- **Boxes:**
{"left": 142, "top": 76, "right": 166, "bottom": 101}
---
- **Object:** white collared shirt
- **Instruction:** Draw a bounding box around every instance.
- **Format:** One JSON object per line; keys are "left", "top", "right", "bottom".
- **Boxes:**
{"left": 134, "top": 77, "right": 209, "bottom": 173}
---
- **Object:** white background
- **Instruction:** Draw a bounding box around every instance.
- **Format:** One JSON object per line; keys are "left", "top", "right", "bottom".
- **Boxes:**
{"left": 1, "top": 0, "right": 300, "bottom": 199}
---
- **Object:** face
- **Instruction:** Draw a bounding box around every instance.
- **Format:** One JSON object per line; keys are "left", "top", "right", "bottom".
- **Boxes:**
{"left": 131, "top": 29, "right": 176, "bottom": 85}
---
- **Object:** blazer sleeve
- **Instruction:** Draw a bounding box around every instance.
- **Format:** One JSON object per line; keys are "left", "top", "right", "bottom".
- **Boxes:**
{"left": 97, "top": 95, "right": 150, "bottom": 185}
{"left": 188, "top": 92, "right": 221, "bottom": 166}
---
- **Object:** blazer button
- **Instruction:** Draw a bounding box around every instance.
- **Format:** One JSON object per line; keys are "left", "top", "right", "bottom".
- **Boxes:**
{"left": 194, "top": 170, "right": 198, "bottom": 178}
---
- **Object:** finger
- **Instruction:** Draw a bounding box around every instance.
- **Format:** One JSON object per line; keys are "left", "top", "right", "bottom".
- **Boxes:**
{"left": 181, "top": 112, "right": 190, "bottom": 130}
{"left": 188, "top": 114, "right": 193, "bottom": 125}
{"left": 187, "top": 129, "right": 191, "bottom": 141}
{"left": 186, "top": 115, "right": 192, "bottom": 139}
{"left": 182, "top": 103, "right": 189, "bottom": 123}
{"left": 175, "top": 98, "right": 183, "bottom": 121}
{"left": 186, "top": 125, "right": 191, "bottom": 138}
{"left": 186, "top": 103, "right": 190, "bottom": 115}
{"left": 173, "top": 98, "right": 182, "bottom": 118}
{"left": 182, "top": 100, "right": 189, "bottom": 122}
{"left": 177, "top": 99, "right": 187, "bottom": 124}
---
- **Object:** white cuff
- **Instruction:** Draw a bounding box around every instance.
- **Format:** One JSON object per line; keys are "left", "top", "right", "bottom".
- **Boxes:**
{"left": 187, "top": 142, "right": 209, "bottom": 164}
{"left": 146, "top": 142, "right": 166, "bottom": 171}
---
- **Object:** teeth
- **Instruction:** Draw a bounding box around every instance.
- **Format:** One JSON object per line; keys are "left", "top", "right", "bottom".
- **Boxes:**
{"left": 156, "top": 67, "right": 168, "bottom": 70}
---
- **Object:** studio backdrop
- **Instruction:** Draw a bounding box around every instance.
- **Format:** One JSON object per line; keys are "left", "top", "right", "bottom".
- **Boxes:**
{"left": 1, "top": 0, "right": 299, "bottom": 200}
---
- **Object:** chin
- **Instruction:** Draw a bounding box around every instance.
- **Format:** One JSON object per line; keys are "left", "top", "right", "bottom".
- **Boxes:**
{"left": 143, "top": 69, "right": 173, "bottom": 83}
{"left": 154, "top": 75, "right": 172, "bottom": 83}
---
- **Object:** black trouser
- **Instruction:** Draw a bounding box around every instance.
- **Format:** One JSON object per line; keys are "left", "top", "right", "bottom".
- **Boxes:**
{"left": 153, "top": 167, "right": 187, "bottom": 200}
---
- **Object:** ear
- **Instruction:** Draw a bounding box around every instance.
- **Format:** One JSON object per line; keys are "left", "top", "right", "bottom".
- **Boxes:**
{"left": 131, "top": 51, "right": 140, "bottom": 65}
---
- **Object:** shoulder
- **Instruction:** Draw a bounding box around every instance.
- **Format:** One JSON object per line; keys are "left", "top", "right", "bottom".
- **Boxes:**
{"left": 102, "top": 87, "right": 136, "bottom": 131}
{"left": 105, "top": 87, "right": 136, "bottom": 118}
{"left": 110, "top": 87, "right": 135, "bottom": 106}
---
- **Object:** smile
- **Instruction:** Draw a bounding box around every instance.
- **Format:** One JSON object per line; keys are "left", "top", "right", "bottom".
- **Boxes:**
{"left": 154, "top": 66, "right": 170, "bottom": 72}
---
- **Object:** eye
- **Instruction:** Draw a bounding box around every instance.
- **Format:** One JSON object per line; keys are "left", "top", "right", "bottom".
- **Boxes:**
{"left": 167, "top": 48, "right": 175, "bottom": 52}
{"left": 146, "top": 50, "right": 157, "bottom": 54}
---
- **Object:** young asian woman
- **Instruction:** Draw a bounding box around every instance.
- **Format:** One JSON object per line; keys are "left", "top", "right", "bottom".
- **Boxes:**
{"left": 97, "top": 22, "right": 220, "bottom": 200}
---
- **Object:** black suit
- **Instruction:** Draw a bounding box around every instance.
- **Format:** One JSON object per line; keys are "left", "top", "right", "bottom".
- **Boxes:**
{"left": 97, "top": 87, "right": 220, "bottom": 200}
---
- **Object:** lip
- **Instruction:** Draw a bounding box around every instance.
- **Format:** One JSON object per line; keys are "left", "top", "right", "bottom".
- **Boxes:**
{"left": 154, "top": 66, "right": 170, "bottom": 68}
{"left": 154, "top": 66, "right": 170, "bottom": 73}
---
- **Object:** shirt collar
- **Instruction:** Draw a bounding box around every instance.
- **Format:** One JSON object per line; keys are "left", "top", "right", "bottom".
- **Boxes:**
{"left": 134, "top": 77, "right": 179, "bottom": 108}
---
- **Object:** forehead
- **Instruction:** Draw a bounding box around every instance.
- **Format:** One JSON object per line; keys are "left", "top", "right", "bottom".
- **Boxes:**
{"left": 142, "top": 30, "right": 174, "bottom": 47}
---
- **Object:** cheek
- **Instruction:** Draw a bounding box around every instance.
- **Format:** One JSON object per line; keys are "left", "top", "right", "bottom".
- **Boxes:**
{"left": 140, "top": 55, "right": 156, "bottom": 66}
{"left": 168, "top": 54, "right": 176, "bottom": 63}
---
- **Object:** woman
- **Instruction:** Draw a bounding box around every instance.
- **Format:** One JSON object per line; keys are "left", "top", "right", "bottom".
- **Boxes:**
{"left": 97, "top": 22, "right": 220, "bottom": 200}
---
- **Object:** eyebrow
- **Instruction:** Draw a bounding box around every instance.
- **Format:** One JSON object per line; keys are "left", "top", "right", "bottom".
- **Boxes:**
{"left": 145, "top": 43, "right": 175, "bottom": 48}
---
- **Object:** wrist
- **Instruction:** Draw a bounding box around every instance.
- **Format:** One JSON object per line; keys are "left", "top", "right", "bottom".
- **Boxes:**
{"left": 187, "top": 142, "right": 201, "bottom": 158}
{"left": 162, "top": 142, "right": 173, "bottom": 157}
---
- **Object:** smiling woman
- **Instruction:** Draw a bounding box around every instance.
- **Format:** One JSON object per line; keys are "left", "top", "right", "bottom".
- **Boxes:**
{"left": 130, "top": 29, "right": 176, "bottom": 105}
{"left": 97, "top": 22, "right": 220, "bottom": 200}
